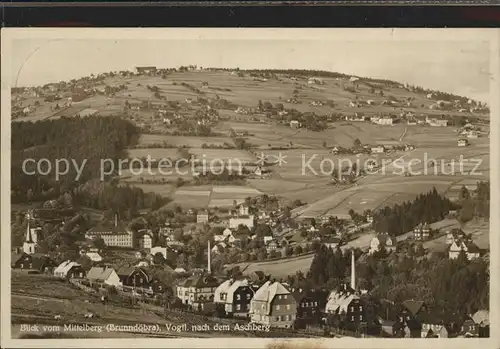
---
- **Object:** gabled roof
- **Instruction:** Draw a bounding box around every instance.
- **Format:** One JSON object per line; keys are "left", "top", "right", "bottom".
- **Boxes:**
{"left": 226, "top": 279, "right": 250, "bottom": 304}
{"left": 402, "top": 300, "right": 425, "bottom": 317}
{"left": 116, "top": 266, "right": 135, "bottom": 277}
{"left": 54, "top": 260, "right": 81, "bottom": 275}
{"left": 87, "top": 267, "right": 116, "bottom": 281}
{"left": 252, "top": 281, "right": 290, "bottom": 303}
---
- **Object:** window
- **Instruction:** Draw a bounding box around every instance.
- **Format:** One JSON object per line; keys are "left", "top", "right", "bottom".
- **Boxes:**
{"left": 286, "top": 304, "right": 290, "bottom": 310}
{"left": 246, "top": 294, "right": 251, "bottom": 300}
{"left": 283, "top": 295, "right": 287, "bottom": 299}
{"left": 278, "top": 316, "right": 282, "bottom": 321}
{"left": 359, "top": 306, "right": 362, "bottom": 311}
{"left": 276, "top": 305, "right": 280, "bottom": 310}
{"left": 236, "top": 304, "right": 241, "bottom": 311}
{"left": 236, "top": 294, "right": 241, "bottom": 300}
{"left": 360, "top": 315, "right": 363, "bottom": 321}
{"left": 29, "top": 263, "right": 32, "bottom": 269}
{"left": 351, "top": 316, "right": 354, "bottom": 321}
{"left": 278, "top": 295, "right": 282, "bottom": 300}
{"left": 315, "top": 301, "right": 318, "bottom": 306}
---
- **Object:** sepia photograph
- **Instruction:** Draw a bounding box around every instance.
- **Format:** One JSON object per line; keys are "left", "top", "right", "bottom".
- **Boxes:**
{"left": 1, "top": 28, "right": 498, "bottom": 348}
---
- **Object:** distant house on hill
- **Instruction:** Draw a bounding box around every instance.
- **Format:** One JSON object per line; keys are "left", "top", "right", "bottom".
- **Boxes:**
{"left": 197, "top": 210, "right": 209, "bottom": 224}
{"left": 135, "top": 66, "right": 157, "bottom": 74}
{"left": 369, "top": 233, "right": 396, "bottom": 255}
{"left": 458, "top": 139, "right": 469, "bottom": 147}
{"left": 77, "top": 108, "right": 99, "bottom": 117}
{"left": 413, "top": 223, "right": 431, "bottom": 240}
{"left": 371, "top": 145, "right": 386, "bottom": 154}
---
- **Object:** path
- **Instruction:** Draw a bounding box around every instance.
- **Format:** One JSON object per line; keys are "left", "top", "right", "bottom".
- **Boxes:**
{"left": 399, "top": 127, "right": 408, "bottom": 142}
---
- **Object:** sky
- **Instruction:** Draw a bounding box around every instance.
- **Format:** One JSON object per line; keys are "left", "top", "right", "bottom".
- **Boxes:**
{"left": 10, "top": 36, "right": 491, "bottom": 103}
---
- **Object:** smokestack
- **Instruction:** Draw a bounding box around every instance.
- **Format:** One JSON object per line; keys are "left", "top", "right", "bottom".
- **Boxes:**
{"left": 115, "top": 213, "right": 118, "bottom": 227}
{"left": 207, "top": 240, "right": 211, "bottom": 274}
{"left": 351, "top": 250, "right": 356, "bottom": 291}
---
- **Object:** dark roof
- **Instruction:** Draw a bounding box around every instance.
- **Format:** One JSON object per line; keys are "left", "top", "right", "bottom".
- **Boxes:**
{"left": 116, "top": 266, "right": 135, "bottom": 277}
{"left": 402, "top": 300, "right": 425, "bottom": 317}
{"left": 87, "top": 224, "right": 130, "bottom": 235}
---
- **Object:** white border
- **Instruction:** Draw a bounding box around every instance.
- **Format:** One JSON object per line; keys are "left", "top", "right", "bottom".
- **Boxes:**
{"left": 1, "top": 28, "right": 499, "bottom": 349}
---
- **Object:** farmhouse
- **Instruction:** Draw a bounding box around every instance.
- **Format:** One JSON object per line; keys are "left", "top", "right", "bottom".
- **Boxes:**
{"left": 368, "top": 233, "right": 396, "bottom": 255}
{"left": 54, "top": 260, "right": 86, "bottom": 279}
{"left": 467, "top": 130, "right": 479, "bottom": 139}
{"left": 448, "top": 239, "right": 481, "bottom": 260}
{"left": 249, "top": 281, "right": 297, "bottom": 328}
{"left": 86, "top": 267, "right": 121, "bottom": 287}
{"left": 458, "top": 139, "right": 469, "bottom": 147}
{"left": 214, "top": 278, "right": 257, "bottom": 318}
{"left": 135, "top": 66, "right": 157, "bottom": 74}
{"left": 290, "top": 120, "right": 301, "bottom": 128}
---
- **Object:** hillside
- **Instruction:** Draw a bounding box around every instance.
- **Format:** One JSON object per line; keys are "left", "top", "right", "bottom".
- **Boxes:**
{"left": 11, "top": 68, "right": 490, "bottom": 214}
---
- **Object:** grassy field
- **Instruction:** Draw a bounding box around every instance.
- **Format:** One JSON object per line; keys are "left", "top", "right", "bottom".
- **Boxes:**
{"left": 137, "top": 134, "right": 236, "bottom": 148}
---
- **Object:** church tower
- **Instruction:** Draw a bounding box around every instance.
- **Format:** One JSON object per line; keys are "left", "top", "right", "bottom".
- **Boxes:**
{"left": 22, "top": 212, "right": 38, "bottom": 255}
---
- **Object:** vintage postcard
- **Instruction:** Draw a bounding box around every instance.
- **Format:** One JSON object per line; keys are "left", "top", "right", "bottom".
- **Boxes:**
{"left": 1, "top": 28, "right": 498, "bottom": 348}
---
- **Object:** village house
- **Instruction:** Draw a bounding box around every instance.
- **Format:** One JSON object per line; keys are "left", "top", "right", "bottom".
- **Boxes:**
{"left": 265, "top": 239, "right": 280, "bottom": 254}
{"left": 86, "top": 267, "right": 121, "bottom": 287}
{"left": 214, "top": 278, "right": 257, "bottom": 318}
{"left": 291, "top": 288, "right": 329, "bottom": 327}
{"left": 472, "top": 310, "right": 490, "bottom": 337}
{"left": 413, "top": 223, "right": 431, "bottom": 240}
{"left": 229, "top": 205, "right": 255, "bottom": 229}
{"left": 377, "top": 117, "right": 393, "bottom": 125}
{"left": 53, "top": 260, "right": 86, "bottom": 279}
{"left": 368, "top": 233, "right": 396, "bottom": 255}
{"left": 176, "top": 274, "right": 220, "bottom": 311}
{"left": 448, "top": 239, "right": 481, "bottom": 260}
{"left": 197, "top": 210, "right": 209, "bottom": 224}
{"left": 445, "top": 229, "right": 466, "bottom": 245}
{"left": 85, "top": 251, "right": 103, "bottom": 262}
{"left": 249, "top": 281, "right": 297, "bottom": 328}
{"left": 458, "top": 138, "right": 469, "bottom": 147}
{"left": 211, "top": 242, "right": 227, "bottom": 255}
{"left": 467, "top": 130, "right": 479, "bottom": 139}
{"left": 214, "top": 228, "right": 234, "bottom": 243}
{"left": 150, "top": 246, "right": 169, "bottom": 260}
{"left": 117, "top": 266, "right": 152, "bottom": 289}
{"left": 323, "top": 237, "right": 342, "bottom": 250}
{"left": 289, "top": 120, "right": 301, "bottom": 128}
{"left": 391, "top": 300, "right": 428, "bottom": 338}
{"left": 135, "top": 66, "right": 157, "bottom": 74}
{"left": 11, "top": 252, "right": 56, "bottom": 273}
{"left": 85, "top": 216, "right": 135, "bottom": 248}
{"left": 459, "top": 317, "right": 479, "bottom": 337}
{"left": 371, "top": 145, "right": 386, "bottom": 154}
{"left": 137, "top": 230, "right": 153, "bottom": 250}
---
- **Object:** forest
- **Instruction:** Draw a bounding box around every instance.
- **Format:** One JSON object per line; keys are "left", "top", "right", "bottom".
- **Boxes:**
{"left": 11, "top": 116, "right": 139, "bottom": 203}
{"left": 371, "top": 188, "right": 455, "bottom": 235}
{"left": 289, "top": 245, "right": 489, "bottom": 318}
